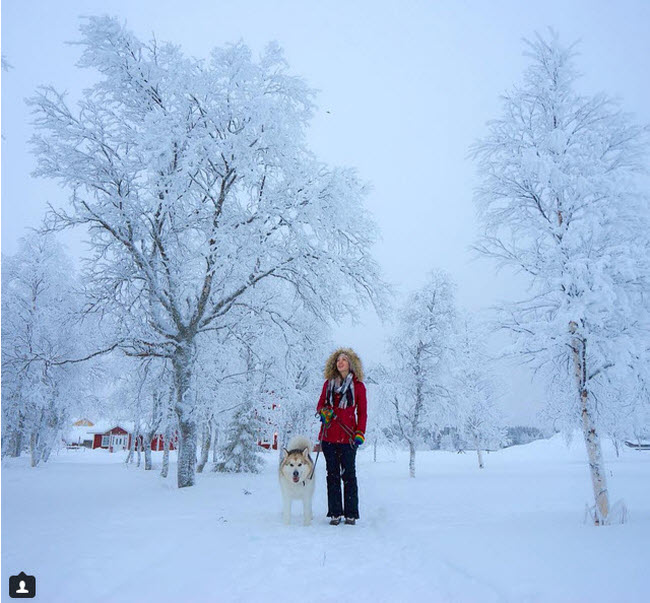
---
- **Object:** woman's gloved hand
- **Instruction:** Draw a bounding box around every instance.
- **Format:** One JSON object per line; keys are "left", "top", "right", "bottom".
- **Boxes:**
{"left": 319, "top": 407, "right": 334, "bottom": 425}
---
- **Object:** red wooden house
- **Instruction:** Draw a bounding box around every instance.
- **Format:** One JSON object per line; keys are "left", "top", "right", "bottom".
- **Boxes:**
{"left": 131, "top": 432, "right": 179, "bottom": 452}
{"left": 257, "top": 432, "right": 279, "bottom": 450}
{"left": 91, "top": 426, "right": 130, "bottom": 452}
{"left": 256, "top": 402, "right": 280, "bottom": 450}
{"left": 90, "top": 425, "right": 178, "bottom": 453}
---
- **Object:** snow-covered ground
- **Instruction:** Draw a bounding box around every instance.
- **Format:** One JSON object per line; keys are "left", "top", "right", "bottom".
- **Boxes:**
{"left": 2, "top": 435, "right": 649, "bottom": 602}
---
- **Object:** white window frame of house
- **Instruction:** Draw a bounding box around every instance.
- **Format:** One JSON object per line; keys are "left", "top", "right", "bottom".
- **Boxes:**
{"left": 101, "top": 435, "right": 110, "bottom": 447}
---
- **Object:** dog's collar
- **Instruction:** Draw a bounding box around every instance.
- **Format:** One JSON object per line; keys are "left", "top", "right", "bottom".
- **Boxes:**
{"left": 301, "top": 472, "right": 315, "bottom": 486}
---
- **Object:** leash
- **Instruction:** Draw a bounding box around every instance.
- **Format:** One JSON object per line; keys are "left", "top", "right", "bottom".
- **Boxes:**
{"left": 332, "top": 413, "right": 356, "bottom": 441}
{"left": 317, "top": 407, "right": 357, "bottom": 450}
{"left": 308, "top": 443, "right": 321, "bottom": 480}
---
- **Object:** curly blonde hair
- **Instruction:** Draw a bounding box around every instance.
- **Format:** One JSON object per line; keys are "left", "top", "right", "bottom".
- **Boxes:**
{"left": 323, "top": 347, "right": 364, "bottom": 381}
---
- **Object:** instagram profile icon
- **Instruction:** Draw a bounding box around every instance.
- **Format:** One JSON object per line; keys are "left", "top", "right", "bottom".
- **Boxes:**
{"left": 9, "top": 572, "right": 36, "bottom": 598}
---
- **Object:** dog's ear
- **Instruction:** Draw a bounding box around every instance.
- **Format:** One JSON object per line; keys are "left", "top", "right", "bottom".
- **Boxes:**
{"left": 282, "top": 448, "right": 289, "bottom": 458}
{"left": 301, "top": 447, "right": 310, "bottom": 458}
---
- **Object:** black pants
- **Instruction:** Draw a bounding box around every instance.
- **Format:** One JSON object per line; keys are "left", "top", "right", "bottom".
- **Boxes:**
{"left": 321, "top": 441, "right": 359, "bottom": 519}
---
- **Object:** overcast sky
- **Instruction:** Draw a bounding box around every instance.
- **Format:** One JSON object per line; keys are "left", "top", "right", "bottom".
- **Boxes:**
{"left": 2, "top": 0, "right": 649, "bottom": 422}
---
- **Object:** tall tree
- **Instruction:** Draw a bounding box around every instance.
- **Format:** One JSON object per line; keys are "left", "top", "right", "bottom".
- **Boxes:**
{"left": 452, "top": 313, "right": 505, "bottom": 468}
{"left": 472, "top": 31, "right": 649, "bottom": 523}
{"left": 387, "top": 270, "right": 456, "bottom": 477}
{"left": 29, "top": 17, "right": 384, "bottom": 487}
{"left": 1, "top": 233, "right": 91, "bottom": 465}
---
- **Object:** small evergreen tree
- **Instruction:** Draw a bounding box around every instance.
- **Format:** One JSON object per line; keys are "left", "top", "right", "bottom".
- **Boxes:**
{"left": 215, "top": 404, "right": 264, "bottom": 474}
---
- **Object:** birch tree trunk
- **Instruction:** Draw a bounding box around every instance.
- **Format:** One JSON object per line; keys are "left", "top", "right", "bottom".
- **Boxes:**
{"left": 570, "top": 322, "right": 610, "bottom": 525}
{"left": 196, "top": 417, "right": 212, "bottom": 474}
{"left": 161, "top": 421, "right": 171, "bottom": 479}
{"left": 211, "top": 423, "right": 221, "bottom": 472}
{"left": 160, "top": 393, "right": 175, "bottom": 478}
{"left": 41, "top": 422, "right": 58, "bottom": 463}
{"left": 29, "top": 408, "right": 46, "bottom": 467}
{"left": 125, "top": 431, "right": 136, "bottom": 465}
{"left": 174, "top": 342, "right": 197, "bottom": 488}
{"left": 474, "top": 435, "right": 484, "bottom": 469}
{"left": 144, "top": 430, "right": 154, "bottom": 470}
{"left": 408, "top": 439, "right": 416, "bottom": 478}
{"left": 408, "top": 350, "right": 424, "bottom": 479}
{"left": 580, "top": 389, "right": 609, "bottom": 524}
{"left": 136, "top": 432, "right": 142, "bottom": 468}
{"left": 9, "top": 411, "right": 25, "bottom": 457}
{"left": 30, "top": 432, "right": 40, "bottom": 468}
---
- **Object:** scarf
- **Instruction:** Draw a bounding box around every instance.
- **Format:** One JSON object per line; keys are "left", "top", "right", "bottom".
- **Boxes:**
{"left": 326, "top": 372, "right": 355, "bottom": 410}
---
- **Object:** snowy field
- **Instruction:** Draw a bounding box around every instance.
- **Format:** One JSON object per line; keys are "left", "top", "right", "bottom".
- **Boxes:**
{"left": 2, "top": 435, "right": 649, "bottom": 603}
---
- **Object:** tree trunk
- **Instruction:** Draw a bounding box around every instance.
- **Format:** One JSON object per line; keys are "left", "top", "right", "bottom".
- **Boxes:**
{"left": 177, "top": 417, "right": 198, "bottom": 487}
{"left": 30, "top": 432, "right": 40, "bottom": 467}
{"left": 474, "top": 435, "right": 484, "bottom": 469}
{"left": 10, "top": 412, "right": 25, "bottom": 457}
{"left": 125, "top": 432, "right": 135, "bottom": 465}
{"left": 196, "top": 417, "right": 212, "bottom": 474}
{"left": 136, "top": 430, "right": 142, "bottom": 467}
{"left": 161, "top": 421, "right": 171, "bottom": 478}
{"left": 373, "top": 438, "right": 377, "bottom": 463}
{"left": 211, "top": 422, "right": 220, "bottom": 472}
{"left": 580, "top": 390, "right": 609, "bottom": 524}
{"left": 42, "top": 425, "right": 57, "bottom": 463}
{"left": 29, "top": 409, "right": 46, "bottom": 467}
{"left": 408, "top": 439, "right": 416, "bottom": 478}
{"left": 174, "top": 342, "right": 197, "bottom": 488}
{"left": 40, "top": 403, "right": 61, "bottom": 464}
{"left": 13, "top": 431, "right": 23, "bottom": 457}
{"left": 144, "top": 431, "right": 153, "bottom": 470}
{"left": 409, "top": 355, "right": 423, "bottom": 479}
{"left": 570, "top": 322, "right": 610, "bottom": 525}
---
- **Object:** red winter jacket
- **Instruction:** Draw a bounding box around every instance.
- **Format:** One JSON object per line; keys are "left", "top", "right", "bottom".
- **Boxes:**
{"left": 317, "top": 376, "right": 367, "bottom": 444}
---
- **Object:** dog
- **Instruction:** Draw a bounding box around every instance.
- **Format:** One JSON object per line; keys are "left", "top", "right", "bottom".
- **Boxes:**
{"left": 279, "top": 435, "right": 315, "bottom": 526}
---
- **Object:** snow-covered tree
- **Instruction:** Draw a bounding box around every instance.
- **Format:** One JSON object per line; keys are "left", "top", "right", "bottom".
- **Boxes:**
{"left": 386, "top": 270, "right": 457, "bottom": 477}
{"left": 119, "top": 358, "right": 173, "bottom": 471}
{"left": 504, "top": 426, "right": 547, "bottom": 447}
{"left": 472, "top": 31, "right": 650, "bottom": 523}
{"left": 214, "top": 348, "right": 267, "bottom": 473}
{"left": 1, "top": 233, "right": 93, "bottom": 465}
{"left": 452, "top": 313, "right": 505, "bottom": 468}
{"left": 364, "top": 366, "right": 397, "bottom": 462}
{"left": 29, "top": 17, "right": 385, "bottom": 487}
{"left": 215, "top": 405, "right": 266, "bottom": 473}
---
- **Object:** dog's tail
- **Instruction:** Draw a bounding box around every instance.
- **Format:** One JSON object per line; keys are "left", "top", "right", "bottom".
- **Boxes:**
{"left": 286, "top": 435, "right": 312, "bottom": 455}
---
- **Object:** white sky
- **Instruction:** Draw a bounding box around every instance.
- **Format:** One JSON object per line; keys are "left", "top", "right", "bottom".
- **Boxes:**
{"left": 2, "top": 0, "right": 649, "bottom": 423}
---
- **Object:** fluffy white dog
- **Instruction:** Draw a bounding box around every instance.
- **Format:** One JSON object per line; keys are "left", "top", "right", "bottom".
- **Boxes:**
{"left": 279, "top": 436, "right": 315, "bottom": 526}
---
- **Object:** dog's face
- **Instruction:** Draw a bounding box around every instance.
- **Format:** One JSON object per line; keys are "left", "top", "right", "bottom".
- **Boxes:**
{"left": 281, "top": 447, "right": 312, "bottom": 484}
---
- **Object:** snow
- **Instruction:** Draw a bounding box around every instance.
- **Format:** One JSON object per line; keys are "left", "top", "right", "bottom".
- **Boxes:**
{"left": 2, "top": 435, "right": 649, "bottom": 602}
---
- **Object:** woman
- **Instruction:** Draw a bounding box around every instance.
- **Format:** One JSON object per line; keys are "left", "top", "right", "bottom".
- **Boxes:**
{"left": 316, "top": 348, "right": 367, "bottom": 525}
